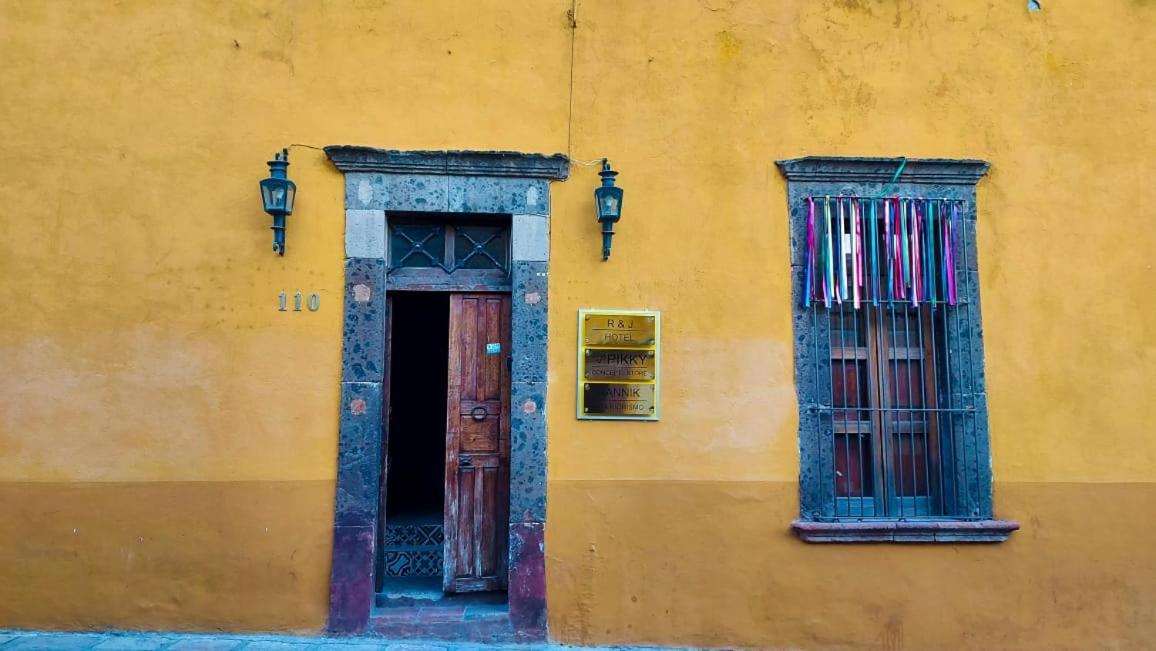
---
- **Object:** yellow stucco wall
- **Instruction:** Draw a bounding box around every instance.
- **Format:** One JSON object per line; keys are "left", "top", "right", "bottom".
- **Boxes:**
{"left": 0, "top": 1, "right": 1153, "bottom": 648}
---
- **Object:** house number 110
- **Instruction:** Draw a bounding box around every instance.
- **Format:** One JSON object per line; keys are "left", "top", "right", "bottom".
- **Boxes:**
{"left": 279, "top": 292, "right": 321, "bottom": 312}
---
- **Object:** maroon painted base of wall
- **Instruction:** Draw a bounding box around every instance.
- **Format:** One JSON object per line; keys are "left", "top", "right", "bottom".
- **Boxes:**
{"left": 328, "top": 526, "right": 376, "bottom": 634}
{"left": 508, "top": 522, "right": 546, "bottom": 632}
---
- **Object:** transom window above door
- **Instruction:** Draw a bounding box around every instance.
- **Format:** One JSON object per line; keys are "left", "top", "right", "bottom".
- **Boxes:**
{"left": 389, "top": 214, "right": 511, "bottom": 273}
{"left": 387, "top": 213, "right": 512, "bottom": 291}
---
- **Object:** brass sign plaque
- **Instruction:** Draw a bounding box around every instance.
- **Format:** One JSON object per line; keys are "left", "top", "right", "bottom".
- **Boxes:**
{"left": 582, "top": 313, "right": 656, "bottom": 347}
{"left": 584, "top": 348, "right": 656, "bottom": 381}
{"left": 578, "top": 309, "right": 660, "bottom": 421}
{"left": 583, "top": 383, "right": 656, "bottom": 418}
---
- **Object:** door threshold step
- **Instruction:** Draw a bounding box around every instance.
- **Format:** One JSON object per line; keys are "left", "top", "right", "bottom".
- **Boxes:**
{"left": 369, "top": 603, "right": 519, "bottom": 642}
{"left": 376, "top": 591, "right": 509, "bottom": 608}
{"left": 377, "top": 577, "right": 507, "bottom": 609}
{"left": 377, "top": 577, "right": 443, "bottom": 606}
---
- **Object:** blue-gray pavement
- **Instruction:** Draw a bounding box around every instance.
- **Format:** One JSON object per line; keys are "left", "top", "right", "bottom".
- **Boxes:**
{"left": 0, "top": 632, "right": 678, "bottom": 651}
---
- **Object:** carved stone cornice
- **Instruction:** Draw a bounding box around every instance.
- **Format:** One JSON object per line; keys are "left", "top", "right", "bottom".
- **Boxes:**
{"left": 325, "top": 146, "right": 570, "bottom": 180}
{"left": 776, "top": 156, "right": 990, "bottom": 185}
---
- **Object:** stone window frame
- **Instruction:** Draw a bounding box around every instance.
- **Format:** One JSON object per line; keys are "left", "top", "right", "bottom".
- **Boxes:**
{"left": 324, "top": 147, "right": 567, "bottom": 636}
{"left": 776, "top": 157, "right": 1018, "bottom": 544}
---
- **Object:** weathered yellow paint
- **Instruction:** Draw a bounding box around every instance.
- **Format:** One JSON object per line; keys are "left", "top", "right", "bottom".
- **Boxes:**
{"left": 0, "top": 481, "right": 333, "bottom": 631}
{"left": 547, "top": 480, "right": 1156, "bottom": 649}
{"left": 0, "top": 0, "right": 1153, "bottom": 647}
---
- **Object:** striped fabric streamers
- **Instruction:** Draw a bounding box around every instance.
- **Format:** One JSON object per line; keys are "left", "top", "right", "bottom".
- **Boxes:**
{"left": 802, "top": 196, "right": 963, "bottom": 309}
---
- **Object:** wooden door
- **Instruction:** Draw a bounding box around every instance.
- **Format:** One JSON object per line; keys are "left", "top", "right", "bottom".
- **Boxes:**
{"left": 443, "top": 293, "right": 511, "bottom": 593}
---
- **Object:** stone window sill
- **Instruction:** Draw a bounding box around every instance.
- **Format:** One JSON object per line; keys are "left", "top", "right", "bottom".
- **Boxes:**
{"left": 791, "top": 519, "right": 1019, "bottom": 543}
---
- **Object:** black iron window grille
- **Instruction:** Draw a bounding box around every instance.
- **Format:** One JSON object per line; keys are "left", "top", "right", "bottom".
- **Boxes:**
{"left": 388, "top": 215, "right": 511, "bottom": 274}
{"left": 799, "top": 196, "right": 979, "bottom": 520}
{"left": 778, "top": 158, "right": 1014, "bottom": 540}
{"left": 808, "top": 273, "right": 978, "bottom": 519}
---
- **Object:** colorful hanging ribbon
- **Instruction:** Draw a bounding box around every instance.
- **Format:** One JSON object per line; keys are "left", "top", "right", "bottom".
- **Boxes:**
{"left": 804, "top": 197, "right": 815, "bottom": 308}
{"left": 801, "top": 195, "right": 965, "bottom": 309}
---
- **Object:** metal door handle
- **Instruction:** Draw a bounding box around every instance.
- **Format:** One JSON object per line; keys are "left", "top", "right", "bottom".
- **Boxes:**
{"left": 470, "top": 406, "right": 488, "bottom": 421}
{"left": 460, "top": 454, "right": 473, "bottom": 467}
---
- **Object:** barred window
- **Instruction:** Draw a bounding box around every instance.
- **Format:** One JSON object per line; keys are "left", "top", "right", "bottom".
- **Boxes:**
{"left": 821, "top": 282, "right": 957, "bottom": 518}
{"left": 777, "top": 157, "right": 1016, "bottom": 543}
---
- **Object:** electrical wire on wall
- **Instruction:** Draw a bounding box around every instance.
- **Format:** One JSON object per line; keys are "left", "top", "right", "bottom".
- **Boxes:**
{"left": 564, "top": 1, "right": 613, "bottom": 171}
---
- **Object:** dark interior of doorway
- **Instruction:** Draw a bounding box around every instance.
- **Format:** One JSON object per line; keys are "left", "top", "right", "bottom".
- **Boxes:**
{"left": 376, "top": 291, "right": 509, "bottom": 609}
{"left": 380, "top": 293, "right": 449, "bottom": 597}
{"left": 385, "top": 293, "right": 448, "bottom": 521}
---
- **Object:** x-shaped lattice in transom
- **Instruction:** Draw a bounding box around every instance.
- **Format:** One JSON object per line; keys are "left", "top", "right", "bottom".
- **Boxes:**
{"left": 391, "top": 225, "right": 443, "bottom": 269}
{"left": 454, "top": 228, "right": 506, "bottom": 271}
{"left": 391, "top": 224, "right": 507, "bottom": 272}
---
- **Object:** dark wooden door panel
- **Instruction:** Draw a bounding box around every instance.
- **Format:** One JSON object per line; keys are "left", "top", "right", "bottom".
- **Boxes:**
{"left": 444, "top": 293, "right": 510, "bottom": 593}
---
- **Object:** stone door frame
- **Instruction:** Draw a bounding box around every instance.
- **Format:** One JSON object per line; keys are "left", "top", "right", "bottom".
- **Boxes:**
{"left": 323, "top": 147, "right": 567, "bottom": 637}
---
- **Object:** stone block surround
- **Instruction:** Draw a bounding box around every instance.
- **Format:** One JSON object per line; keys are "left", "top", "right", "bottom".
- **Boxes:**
{"left": 324, "top": 147, "right": 568, "bottom": 639}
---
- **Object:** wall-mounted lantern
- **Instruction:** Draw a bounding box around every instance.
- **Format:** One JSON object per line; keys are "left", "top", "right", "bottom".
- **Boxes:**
{"left": 259, "top": 149, "right": 296, "bottom": 255}
{"left": 594, "top": 159, "right": 623, "bottom": 260}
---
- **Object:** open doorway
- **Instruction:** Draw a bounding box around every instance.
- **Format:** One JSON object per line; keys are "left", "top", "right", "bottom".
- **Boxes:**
{"left": 376, "top": 290, "right": 513, "bottom": 607}
{"left": 326, "top": 158, "right": 558, "bottom": 637}
{"left": 379, "top": 292, "right": 449, "bottom": 596}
